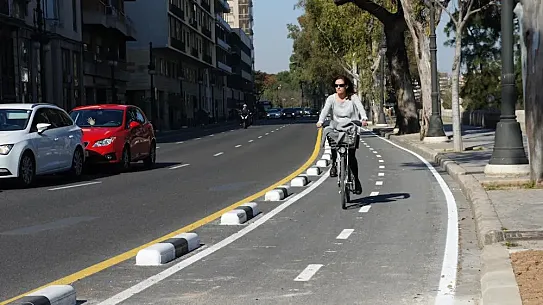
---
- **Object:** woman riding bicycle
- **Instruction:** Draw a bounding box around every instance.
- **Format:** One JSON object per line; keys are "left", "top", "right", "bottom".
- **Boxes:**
{"left": 316, "top": 75, "right": 368, "bottom": 194}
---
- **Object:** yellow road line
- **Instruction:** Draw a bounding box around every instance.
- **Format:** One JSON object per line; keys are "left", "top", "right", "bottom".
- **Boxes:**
{"left": 1, "top": 128, "right": 322, "bottom": 305}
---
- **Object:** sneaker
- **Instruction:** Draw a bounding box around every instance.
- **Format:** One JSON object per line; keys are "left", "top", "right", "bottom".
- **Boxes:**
{"left": 330, "top": 165, "right": 338, "bottom": 177}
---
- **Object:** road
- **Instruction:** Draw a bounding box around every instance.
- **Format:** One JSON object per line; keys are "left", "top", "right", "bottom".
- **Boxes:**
{"left": 0, "top": 122, "right": 480, "bottom": 305}
{"left": 0, "top": 119, "right": 316, "bottom": 301}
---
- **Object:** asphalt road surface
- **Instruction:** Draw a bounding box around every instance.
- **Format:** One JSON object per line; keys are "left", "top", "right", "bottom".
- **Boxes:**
{"left": 0, "top": 119, "right": 316, "bottom": 301}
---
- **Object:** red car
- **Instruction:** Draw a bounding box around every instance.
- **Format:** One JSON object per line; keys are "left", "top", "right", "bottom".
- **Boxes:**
{"left": 69, "top": 104, "right": 156, "bottom": 170}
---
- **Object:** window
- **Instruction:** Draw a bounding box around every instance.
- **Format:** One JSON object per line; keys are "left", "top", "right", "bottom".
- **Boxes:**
{"left": 45, "top": 0, "right": 59, "bottom": 20}
{"left": 135, "top": 108, "right": 146, "bottom": 123}
{"left": 30, "top": 109, "right": 50, "bottom": 132}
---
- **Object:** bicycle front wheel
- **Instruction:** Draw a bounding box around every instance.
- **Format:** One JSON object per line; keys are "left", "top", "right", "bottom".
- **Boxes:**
{"left": 339, "top": 154, "right": 348, "bottom": 209}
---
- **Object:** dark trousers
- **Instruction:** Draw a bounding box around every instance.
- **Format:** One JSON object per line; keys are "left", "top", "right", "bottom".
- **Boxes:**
{"left": 330, "top": 148, "right": 359, "bottom": 180}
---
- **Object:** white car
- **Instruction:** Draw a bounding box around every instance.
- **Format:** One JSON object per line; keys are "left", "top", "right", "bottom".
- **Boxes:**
{"left": 0, "top": 103, "right": 85, "bottom": 187}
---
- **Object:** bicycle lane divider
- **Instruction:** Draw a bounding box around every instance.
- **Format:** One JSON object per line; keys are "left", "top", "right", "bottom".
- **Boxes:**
{"left": 0, "top": 129, "right": 323, "bottom": 305}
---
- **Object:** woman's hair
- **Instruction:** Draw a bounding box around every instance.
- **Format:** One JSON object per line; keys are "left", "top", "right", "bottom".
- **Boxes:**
{"left": 333, "top": 75, "right": 356, "bottom": 98}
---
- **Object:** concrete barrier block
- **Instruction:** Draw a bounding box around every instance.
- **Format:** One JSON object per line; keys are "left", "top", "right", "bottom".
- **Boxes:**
{"left": 306, "top": 166, "right": 321, "bottom": 176}
{"left": 17, "top": 285, "right": 77, "bottom": 305}
{"left": 265, "top": 189, "right": 284, "bottom": 201}
{"left": 322, "top": 153, "right": 331, "bottom": 160}
{"left": 220, "top": 209, "right": 247, "bottom": 225}
{"left": 136, "top": 233, "right": 200, "bottom": 266}
{"left": 316, "top": 159, "right": 329, "bottom": 167}
{"left": 291, "top": 176, "right": 309, "bottom": 187}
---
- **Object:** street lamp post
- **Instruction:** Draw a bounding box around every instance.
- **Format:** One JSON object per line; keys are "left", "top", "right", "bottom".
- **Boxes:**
{"left": 424, "top": 0, "right": 448, "bottom": 142}
{"left": 484, "top": 0, "right": 529, "bottom": 176}
{"left": 148, "top": 42, "right": 157, "bottom": 128}
{"left": 31, "top": 0, "right": 50, "bottom": 103}
{"left": 376, "top": 33, "right": 388, "bottom": 127}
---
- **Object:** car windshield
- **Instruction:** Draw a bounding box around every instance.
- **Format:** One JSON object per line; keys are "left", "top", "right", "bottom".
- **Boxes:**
{"left": 70, "top": 109, "right": 124, "bottom": 127}
{"left": 0, "top": 109, "right": 32, "bottom": 131}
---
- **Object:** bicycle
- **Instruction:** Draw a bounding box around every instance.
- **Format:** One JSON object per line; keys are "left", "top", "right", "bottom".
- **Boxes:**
{"left": 327, "top": 121, "right": 362, "bottom": 209}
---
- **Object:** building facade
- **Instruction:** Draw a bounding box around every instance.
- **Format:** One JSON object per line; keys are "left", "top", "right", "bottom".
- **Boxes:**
{"left": 124, "top": 0, "right": 254, "bottom": 130}
{"left": 81, "top": 0, "right": 137, "bottom": 105}
{"left": 224, "top": 0, "right": 252, "bottom": 38}
{"left": 0, "top": 0, "right": 84, "bottom": 110}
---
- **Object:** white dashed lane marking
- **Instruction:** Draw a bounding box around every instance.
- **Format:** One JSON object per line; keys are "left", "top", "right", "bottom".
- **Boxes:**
{"left": 169, "top": 164, "right": 190, "bottom": 170}
{"left": 376, "top": 181, "right": 383, "bottom": 186}
{"left": 336, "top": 229, "right": 354, "bottom": 240}
{"left": 213, "top": 152, "right": 224, "bottom": 157}
{"left": 379, "top": 165, "right": 385, "bottom": 169}
{"left": 370, "top": 191, "right": 379, "bottom": 196}
{"left": 379, "top": 160, "right": 384, "bottom": 163}
{"left": 235, "top": 145, "right": 242, "bottom": 148}
{"left": 359, "top": 205, "right": 371, "bottom": 213}
{"left": 294, "top": 264, "right": 323, "bottom": 282}
{"left": 378, "top": 173, "right": 384, "bottom": 177}
{"left": 248, "top": 140, "right": 253, "bottom": 143}
{"left": 48, "top": 181, "right": 102, "bottom": 191}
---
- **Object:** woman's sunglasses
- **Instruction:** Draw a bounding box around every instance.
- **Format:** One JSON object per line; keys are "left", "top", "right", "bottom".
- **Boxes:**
{"left": 334, "top": 84, "right": 346, "bottom": 88}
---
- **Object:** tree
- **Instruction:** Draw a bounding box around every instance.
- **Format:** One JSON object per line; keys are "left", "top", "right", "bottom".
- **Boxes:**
{"left": 254, "top": 70, "right": 269, "bottom": 102}
{"left": 332, "top": 0, "right": 420, "bottom": 134}
{"left": 435, "top": 0, "right": 496, "bottom": 152}
{"left": 517, "top": 0, "right": 543, "bottom": 184}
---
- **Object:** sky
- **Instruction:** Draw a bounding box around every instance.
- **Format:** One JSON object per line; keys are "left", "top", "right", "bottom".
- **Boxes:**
{"left": 253, "top": 1, "right": 455, "bottom": 74}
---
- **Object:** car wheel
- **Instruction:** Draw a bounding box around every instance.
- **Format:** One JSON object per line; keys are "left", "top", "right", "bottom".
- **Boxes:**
{"left": 70, "top": 148, "right": 84, "bottom": 177}
{"left": 143, "top": 142, "right": 156, "bottom": 168}
{"left": 18, "top": 152, "right": 35, "bottom": 187}
{"left": 118, "top": 146, "right": 131, "bottom": 172}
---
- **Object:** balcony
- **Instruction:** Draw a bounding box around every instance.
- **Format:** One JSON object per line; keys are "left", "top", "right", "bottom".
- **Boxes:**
{"left": 216, "top": 0, "right": 230, "bottom": 13}
{"left": 169, "top": 4, "right": 184, "bottom": 20}
{"left": 217, "top": 61, "right": 232, "bottom": 73}
{"left": 83, "top": 52, "right": 129, "bottom": 82}
{"left": 216, "top": 14, "right": 231, "bottom": 32}
{"left": 0, "top": 0, "right": 26, "bottom": 24}
{"left": 82, "top": 0, "right": 137, "bottom": 41}
{"left": 189, "top": 17, "right": 198, "bottom": 29}
{"left": 216, "top": 37, "right": 230, "bottom": 51}
{"left": 202, "top": 28, "right": 212, "bottom": 39}
{"left": 170, "top": 37, "right": 186, "bottom": 53}
{"left": 242, "top": 70, "right": 252, "bottom": 81}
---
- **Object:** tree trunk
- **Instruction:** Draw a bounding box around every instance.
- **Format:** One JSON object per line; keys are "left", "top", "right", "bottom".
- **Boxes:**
{"left": 451, "top": 32, "right": 463, "bottom": 152}
{"left": 386, "top": 17, "right": 420, "bottom": 134}
{"left": 519, "top": 0, "right": 543, "bottom": 183}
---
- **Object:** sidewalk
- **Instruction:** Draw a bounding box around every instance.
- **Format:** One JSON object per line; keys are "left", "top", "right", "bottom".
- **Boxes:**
{"left": 372, "top": 124, "right": 543, "bottom": 305}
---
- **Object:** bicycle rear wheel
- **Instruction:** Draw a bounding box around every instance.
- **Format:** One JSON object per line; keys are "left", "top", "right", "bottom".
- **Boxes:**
{"left": 339, "top": 153, "right": 348, "bottom": 209}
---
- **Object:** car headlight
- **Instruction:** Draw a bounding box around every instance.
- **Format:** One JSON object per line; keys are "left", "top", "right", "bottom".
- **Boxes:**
{"left": 0, "top": 144, "right": 13, "bottom": 155}
{"left": 93, "top": 137, "right": 116, "bottom": 147}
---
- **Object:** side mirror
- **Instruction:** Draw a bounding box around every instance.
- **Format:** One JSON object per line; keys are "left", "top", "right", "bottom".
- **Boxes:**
{"left": 129, "top": 121, "right": 140, "bottom": 129}
{"left": 36, "top": 123, "right": 51, "bottom": 134}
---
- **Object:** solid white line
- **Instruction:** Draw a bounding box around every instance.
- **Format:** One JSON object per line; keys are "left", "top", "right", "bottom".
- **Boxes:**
{"left": 294, "top": 264, "right": 323, "bottom": 282}
{"left": 176, "top": 141, "right": 184, "bottom": 144}
{"left": 359, "top": 205, "right": 371, "bottom": 213}
{"left": 213, "top": 152, "right": 224, "bottom": 157}
{"left": 365, "top": 128, "right": 459, "bottom": 305}
{"left": 248, "top": 140, "right": 254, "bottom": 143}
{"left": 375, "top": 181, "right": 383, "bottom": 186}
{"left": 378, "top": 173, "right": 384, "bottom": 177}
{"left": 370, "top": 191, "right": 379, "bottom": 196}
{"left": 96, "top": 168, "right": 331, "bottom": 305}
{"left": 379, "top": 165, "right": 385, "bottom": 169}
{"left": 378, "top": 160, "right": 384, "bottom": 163}
{"left": 169, "top": 164, "right": 190, "bottom": 170}
{"left": 336, "top": 229, "right": 354, "bottom": 240}
{"left": 48, "top": 181, "right": 102, "bottom": 191}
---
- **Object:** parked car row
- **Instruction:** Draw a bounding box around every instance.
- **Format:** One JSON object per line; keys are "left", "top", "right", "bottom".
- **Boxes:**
{"left": 0, "top": 103, "right": 156, "bottom": 187}
{"left": 265, "top": 107, "right": 319, "bottom": 120}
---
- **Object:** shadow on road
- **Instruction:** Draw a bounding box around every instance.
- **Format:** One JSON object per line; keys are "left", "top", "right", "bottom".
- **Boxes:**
{"left": 0, "top": 162, "right": 181, "bottom": 191}
{"left": 345, "top": 192, "right": 411, "bottom": 210}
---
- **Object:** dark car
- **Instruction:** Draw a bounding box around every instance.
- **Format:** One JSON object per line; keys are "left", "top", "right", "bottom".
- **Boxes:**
{"left": 282, "top": 108, "right": 297, "bottom": 119}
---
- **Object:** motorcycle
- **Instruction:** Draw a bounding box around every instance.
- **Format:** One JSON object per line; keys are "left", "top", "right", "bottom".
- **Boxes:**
{"left": 240, "top": 113, "right": 250, "bottom": 129}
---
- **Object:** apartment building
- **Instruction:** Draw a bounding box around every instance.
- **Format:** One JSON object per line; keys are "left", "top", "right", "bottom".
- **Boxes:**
{"left": 81, "top": 0, "right": 137, "bottom": 105}
{"left": 225, "top": 0, "right": 252, "bottom": 38}
{"left": 0, "top": 0, "right": 83, "bottom": 109}
{"left": 124, "top": 0, "right": 219, "bottom": 130}
{"left": 227, "top": 28, "right": 253, "bottom": 111}
{"left": 214, "top": 0, "right": 231, "bottom": 120}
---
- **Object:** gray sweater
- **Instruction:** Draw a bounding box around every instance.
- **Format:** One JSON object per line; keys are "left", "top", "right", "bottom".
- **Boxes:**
{"left": 318, "top": 94, "right": 368, "bottom": 124}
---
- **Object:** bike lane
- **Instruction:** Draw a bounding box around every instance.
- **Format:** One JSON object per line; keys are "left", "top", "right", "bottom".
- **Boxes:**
{"left": 70, "top": 131, "right": 455, "bottom": 305}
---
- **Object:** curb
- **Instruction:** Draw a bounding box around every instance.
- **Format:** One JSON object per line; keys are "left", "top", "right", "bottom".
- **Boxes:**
{"left": 220, "top": 202, "right": 261, "bottom": 225}
{"left": 135, "top": 233, "right": 200, "bottom": 266}
{"left": 291, "top": 175, "right": 310, "bottom": 187}
{"left": 9, "top": 285, "right": 76, "bottom": 305}
{"left": 480, "top": 245, "right": 522, "bottom": 305}
{"left": 381, "top": 132, "right": 522, "bottom": 305}
{"left": 264, "top": 185, "right": 291, "bottom": 201}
